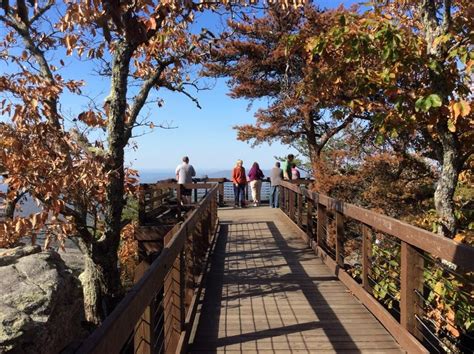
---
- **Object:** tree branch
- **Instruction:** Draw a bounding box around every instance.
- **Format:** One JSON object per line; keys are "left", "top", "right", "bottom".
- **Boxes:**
{"left": 124, "top": 58, "right": 174, "bottom": 142}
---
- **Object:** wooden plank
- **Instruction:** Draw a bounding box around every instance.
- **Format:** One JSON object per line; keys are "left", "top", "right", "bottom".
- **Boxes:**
{"left": 164, "top": 228, "right": 182, "bottom": 353}
{"left": 361, "top": 224, "right": 371, "bottom": 292}
{"left": 297, "top": 193, "right": 303, "bottom": 228}
{"left": 289, "top": 190, "right": 295, "bottom": 221}
{"left": 133, "top": 262, "right": 152, "bottom": 354}
{"left": 400, "top": 242, "right": 424, "bottom": 340}
{"left": 306, "top": 198, "right": 314, "bottom": 242}
{"left": 317, "top": 203, "right": 327, "bottom": 249}
{"left": 335, "top": 211, "right": 344, "bottom": 268}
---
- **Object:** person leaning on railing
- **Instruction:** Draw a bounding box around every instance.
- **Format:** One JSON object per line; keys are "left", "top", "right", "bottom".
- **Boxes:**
{"left": 270, "top": 162, "right": 283, "bottom": 208}
{"left": 281, "top": 154, "right": 294, "bottom": 180}
{"left": 248, "top": 162, "right": 265, "bottom": 207}
{"left": 232, "top": 159, "right": 247, "bottom": 208}
{"left": 175, "top": 156, "right": 196, "bottom": 205}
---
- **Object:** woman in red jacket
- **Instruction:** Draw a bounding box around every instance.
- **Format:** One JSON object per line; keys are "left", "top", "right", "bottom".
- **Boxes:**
{"left": 232, "top": 159, "right": 247, "bottom": 208}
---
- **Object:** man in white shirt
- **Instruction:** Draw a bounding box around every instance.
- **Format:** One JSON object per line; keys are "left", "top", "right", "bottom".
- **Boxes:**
{"left": 175, "top": 156, "right": 196, "bottom": 204}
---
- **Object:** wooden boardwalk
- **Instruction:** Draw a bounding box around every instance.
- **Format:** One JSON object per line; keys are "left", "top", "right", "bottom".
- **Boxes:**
{"left": 190, "top": 207, "right": 405, "bottom": 354}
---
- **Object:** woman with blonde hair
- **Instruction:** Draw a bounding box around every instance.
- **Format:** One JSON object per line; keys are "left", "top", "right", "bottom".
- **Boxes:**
{"left": 232, "top": 159, "right": 247, "bottom": 208}
{"left": 248, "top": 162, "right": 264, "bottom": 206}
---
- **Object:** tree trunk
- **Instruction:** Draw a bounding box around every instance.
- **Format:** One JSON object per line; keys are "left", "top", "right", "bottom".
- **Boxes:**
{"left": 420, "top": 0, "right": 460, "bottom": 237}
{"left": 433, "top": 124, "right": 460, "bottom": 238}
{"left": 79, "top": 253, "right": 105, "bottom": 325}
{"left": 99, "top": 41, "right": 134, "bottom": 313}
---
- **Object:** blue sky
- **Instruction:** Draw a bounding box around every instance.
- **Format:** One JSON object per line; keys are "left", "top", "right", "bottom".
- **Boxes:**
{"left": 127, "top": 0, "right": 361, "bottom": 172}
{"left": 2, "top": 0, "right": 360, "bottom": 174}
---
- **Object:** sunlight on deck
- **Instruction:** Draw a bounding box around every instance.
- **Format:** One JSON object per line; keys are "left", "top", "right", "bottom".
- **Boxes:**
{"left": 190, "top": 207, "right": 405, "bottom": 353}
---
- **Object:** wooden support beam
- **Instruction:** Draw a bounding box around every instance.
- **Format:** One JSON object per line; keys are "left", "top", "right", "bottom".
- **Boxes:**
{"left": 278, "top": 186, "right": 283, "bottom": 210}
{"left": 289, "top": 190, "right": 295, "bottom": 221}
{"left": 179, "top": 250, "right": 185, "bottom": 332}
{"left": 335, "top": 211, "right": 344, "bottom": 268}
{"left": 400, "top": 242, "right": 424, "bottom": 340}
{"left": 361, "top": 224, "right": 372, "bottom": 292}
{"left": 306, "top": 198, "right": 314, "bottom": 241}
{"left": 297, "top": 193, "right": 303, "bottom": 228}
{"left": 218, "top": 182, "right": 224, "bottom": 206}
{"left": 133, "top": 261, "right": 152, "bottom": 354}
{"left": 317, "top": 204, "right": 327, "bottom": 248}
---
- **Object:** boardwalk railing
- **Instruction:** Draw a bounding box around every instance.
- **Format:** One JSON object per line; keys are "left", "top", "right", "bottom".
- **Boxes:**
{"left": 76, "top": 184, "right": 219, "bottom": 354}
{"left": 145, "top": 177, "right": 312, "bottom": 207}
{"left": 278, "top": 180, "right": 474, "bottom": 354}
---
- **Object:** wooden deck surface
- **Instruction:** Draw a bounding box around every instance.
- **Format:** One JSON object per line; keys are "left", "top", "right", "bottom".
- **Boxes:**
{"left": 189, "top": 207, "right": 404, "bottom": 353}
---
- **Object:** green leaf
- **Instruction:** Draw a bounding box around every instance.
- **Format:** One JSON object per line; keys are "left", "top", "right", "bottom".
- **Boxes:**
{"left": 389, "top": 129, "right": 399, "bottom": 139}
{"left": 375, "top": 134, "right": 384, "bottom": 145}
{"left": 428, "top": 60, "right": 441, "bottom": 74}
{"left": 415, "top": 97, "right": 425, "bottom": 112}
{"left": 427, "top": 94, "right": 442, "bottom": 108}
{"left": 339, "top": 14, "right": 346, "bottom": 27}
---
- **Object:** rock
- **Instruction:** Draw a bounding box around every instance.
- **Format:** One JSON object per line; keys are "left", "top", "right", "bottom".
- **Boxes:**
{"left": 0, "top": 246, "right": 86, "bottom": 353}
{"left": 0, "top": 245, "right": 41, "bottom": 267}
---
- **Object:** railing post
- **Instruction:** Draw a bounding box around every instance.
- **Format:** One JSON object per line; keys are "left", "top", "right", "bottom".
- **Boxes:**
{"left": 193, "top": 186, "right": 198, "bottom": 204}
{"left": 335, "top": 210, "right": 344, "bottom": 268}
{"left": 179, "top": 249, "right": 186, "bottom": 331}
{"left": 289, "top": 190, "right": 295, "bottom": 221}
{"left": 164, "top": 228, "right": 181, "bottom": 353}
{"left": 306, "top": 197, "right": 314, "bottom": 241}
{"left": 361, "top": 224, "right": 372, "bottom": 292}
{"left": 177, "top": 186, "right": 182, "bottom": 216}
{"left": 400, "top": 242, "right": 424, "bottom": 340}
{"left": 138, "top": 186, "right": 146, "bottom": 225}
{"left": 133, "top": 261, "right": 153, "bottom": 354}
{"left": 297, "top": 193, "right": 303, "bottom": 228}
{"left": 278, "top": 186, "right": 283, "bottom": 210}
{"left": 218, "top": 182, "right": 224, "bottom": 206}
{"left": 317, "top": 203, "right": 327, "bottom": 248}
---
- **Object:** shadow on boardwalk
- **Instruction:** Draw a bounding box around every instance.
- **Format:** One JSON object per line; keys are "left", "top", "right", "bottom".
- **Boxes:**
{"left": 190, "top": 208, "right": 403, "bottom": 353}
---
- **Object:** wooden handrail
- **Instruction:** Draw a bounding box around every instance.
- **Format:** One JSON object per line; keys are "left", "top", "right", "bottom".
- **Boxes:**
{"left": 76, "top": 184, "right": 219, "bottom": 354}
{"left": 279, "top": 180, "right": 473, "bottom": 271}
{"left": 277, "top": 180, "right": 474, "bottom": 354}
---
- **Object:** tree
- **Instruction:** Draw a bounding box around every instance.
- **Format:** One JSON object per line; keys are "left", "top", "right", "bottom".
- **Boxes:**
{"left": 203, "top": 6, "right": 364, "bottom": 176}
{"left": 303, "top": 1, "right": 473, "bottom": 237}
{"left": 0, "top": 0, "right": 209, "bottom": 324}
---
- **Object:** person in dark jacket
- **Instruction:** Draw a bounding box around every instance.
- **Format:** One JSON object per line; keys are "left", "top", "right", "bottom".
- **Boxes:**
{"left": 248, "top": 162, "right": 265, "bottom": 207}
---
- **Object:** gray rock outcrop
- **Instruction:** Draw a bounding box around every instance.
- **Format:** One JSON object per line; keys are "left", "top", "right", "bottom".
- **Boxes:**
{"left": 0, "top": 245, "right": 86, "bottom": 353}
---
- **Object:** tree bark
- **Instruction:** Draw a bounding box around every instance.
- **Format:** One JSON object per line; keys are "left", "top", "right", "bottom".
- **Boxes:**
{"left": 79, "top": 252, "right": 105, "bottom": 325}
{"left": 420, "top": 0, "right": 460, "bottom": 237}
{"left": 99, "top": 40, "right": 134, "bottom": 312}
{"left": 433, "top": 124, "right": 460, "bottom": 238}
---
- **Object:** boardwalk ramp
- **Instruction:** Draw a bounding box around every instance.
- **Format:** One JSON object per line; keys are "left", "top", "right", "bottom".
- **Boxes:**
{"left": 190, "top": 207, "right": 404, "bottom": 353}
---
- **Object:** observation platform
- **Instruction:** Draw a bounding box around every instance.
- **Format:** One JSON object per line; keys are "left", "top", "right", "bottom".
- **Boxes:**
{"left": 190, "top": 207, "right": 404, "bottom": 353}
{"left": 76, "top": 180, "right": 473, "bottom": 354}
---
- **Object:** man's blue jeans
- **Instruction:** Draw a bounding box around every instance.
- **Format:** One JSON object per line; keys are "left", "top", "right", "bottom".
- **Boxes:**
{"left": 270, "top": 186, "right": 279, "bottom": 208}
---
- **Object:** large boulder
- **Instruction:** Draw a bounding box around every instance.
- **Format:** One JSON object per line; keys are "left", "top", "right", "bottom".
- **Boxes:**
{"left": 0, "top": 245, "right": 86, "bottom": 353}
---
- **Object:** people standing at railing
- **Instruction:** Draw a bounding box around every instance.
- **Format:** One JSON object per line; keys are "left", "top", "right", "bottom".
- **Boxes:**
{"left": 232, "top": 159, "right": 247, "bottom": 208}
{"left": 175, "top": 156, "right": 196, "bottom": 205}
{"left": 248, "top": 162, "right": 265, "bottom": 207}
{"left": 282, "top": 154, "right": 295, "bottom": 180}
{"left": 270, "top": 162, "right": 283, "bottom": 208}
{"left": 291, "top": 163, "right": 301, "bottom": 180}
